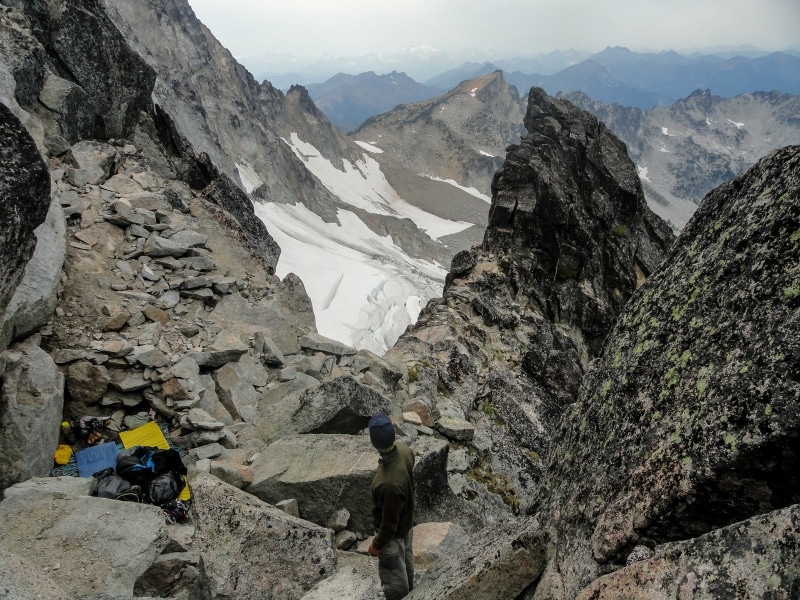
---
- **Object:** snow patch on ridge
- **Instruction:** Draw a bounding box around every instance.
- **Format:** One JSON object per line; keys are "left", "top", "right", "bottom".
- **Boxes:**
{"left": 354, "top": 140, "right": 383, "bottom": 153}
{"left": 254, "top": 202, "right": 445, "bottom": 355}
{"left": 235, "top": 161, "right": 264, "bottom": 194}
{"left": 425, "top": 176, "right": 492, "bottom": 204}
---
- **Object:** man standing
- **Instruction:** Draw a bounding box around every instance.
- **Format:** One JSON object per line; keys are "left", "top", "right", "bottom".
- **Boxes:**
{"left": 367, "top": 414, "right": 415, "bottom": 599}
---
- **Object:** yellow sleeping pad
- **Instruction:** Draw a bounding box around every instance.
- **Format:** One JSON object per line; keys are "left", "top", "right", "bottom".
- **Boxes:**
{"left": 119, "top": 421, "right": 170, "bottom": 450}
{"left": 120, "top": 421, "right": 191, "bottom": 501}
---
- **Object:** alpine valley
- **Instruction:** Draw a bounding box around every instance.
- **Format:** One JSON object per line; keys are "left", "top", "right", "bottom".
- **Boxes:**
{"left": 0, "top": 1, "right": 798, "bottom": 599}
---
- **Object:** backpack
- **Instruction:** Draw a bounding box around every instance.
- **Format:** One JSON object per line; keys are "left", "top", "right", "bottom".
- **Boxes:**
{"left": 91, "top": 467, "right": 141, "bottom": 502}
{"left": 116, "top": 446, "right": 186, "bottom": 487}
{"left": 147, "top": 471, "right": 183, "bottom": 506}
{"left": 116, "top": 446, "right": 188, "bottom": 508}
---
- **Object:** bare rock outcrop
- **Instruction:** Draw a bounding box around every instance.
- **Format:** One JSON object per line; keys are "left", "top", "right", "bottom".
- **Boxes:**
{"left": 531, "top": 146, "right": 800, "bottom": 597}
{"left": 0, "top": 477, "right": 169, "bottom": 598}
{"left": 487, "top": 87, "right": 674, "bottom": 356}
{"left": 386, "top": 88, "right": 675, "bottom": 526}
{"left": 0, "top": 101, "right": 49, "bottom": 346}
{"left": 191, "top": 473, "right": 337, "bottom": 600}
{"left": 0, "top": 0, "right": 155, "bottom": 143}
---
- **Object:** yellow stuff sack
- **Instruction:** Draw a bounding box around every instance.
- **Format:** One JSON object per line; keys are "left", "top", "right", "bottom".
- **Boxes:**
{"left": 54, "top": 444, "right": 73, "bottom": 465}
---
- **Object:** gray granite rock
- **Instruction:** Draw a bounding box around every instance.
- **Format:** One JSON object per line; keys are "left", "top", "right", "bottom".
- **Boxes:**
{"left": 292, "top": 375, "right": 392, "bottom": 435}
{"left": 0, "top": 478, "right": 167, "bottom": 599}
{"left": 299, "top": 332, "right": 357, "bottom": 356}
{"left": 190, "top": 473, "right": 336, "bottom": 600}
{"left": 65, "top": 140, "right": 118, "bottom": 185}
{"left": 0, "top": 338, "right": 64, "bottom": 489}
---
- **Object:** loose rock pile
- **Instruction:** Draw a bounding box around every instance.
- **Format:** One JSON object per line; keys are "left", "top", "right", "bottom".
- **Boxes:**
{"left": 1, "top": 132, "right": 470, "bottom": 598}
{"left": 41, "top": 138, "right": 420, "bottom": 456}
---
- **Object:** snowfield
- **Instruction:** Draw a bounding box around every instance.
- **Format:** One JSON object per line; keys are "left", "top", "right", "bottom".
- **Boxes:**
{"left": 251, "top": 133, "right": 477, "bottom": 354}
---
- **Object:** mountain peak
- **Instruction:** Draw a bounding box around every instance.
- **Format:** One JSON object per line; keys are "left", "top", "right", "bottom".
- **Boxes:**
{"left": 453, "top": 69, "right": 505, "bottom": 93}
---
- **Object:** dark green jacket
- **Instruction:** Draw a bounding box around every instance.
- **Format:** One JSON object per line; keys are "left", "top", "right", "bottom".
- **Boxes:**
{"left": 371, "top": 442, "right": 415, "bottom": 549}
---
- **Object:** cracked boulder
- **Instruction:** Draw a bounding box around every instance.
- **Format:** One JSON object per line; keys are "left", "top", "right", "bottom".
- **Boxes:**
{"left": 190, "top": 473, "right": 336, "bottom": 600}
{"left": 291, "top": 375, "right": 392, "bottom": 434}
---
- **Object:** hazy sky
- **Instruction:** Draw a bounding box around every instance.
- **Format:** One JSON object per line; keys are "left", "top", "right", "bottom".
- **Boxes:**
{"left": 187, "top": 0, "right": 799, "bottom": 62}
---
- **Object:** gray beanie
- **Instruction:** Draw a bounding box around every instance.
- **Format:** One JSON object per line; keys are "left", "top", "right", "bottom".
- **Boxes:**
{"left": 368, "top": 415, "right": 395, "bottom": 451}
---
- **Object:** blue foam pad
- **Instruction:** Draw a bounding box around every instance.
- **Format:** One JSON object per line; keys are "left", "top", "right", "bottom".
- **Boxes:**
{"left": 75, "top": 442, "right": 119, "bottom": 478}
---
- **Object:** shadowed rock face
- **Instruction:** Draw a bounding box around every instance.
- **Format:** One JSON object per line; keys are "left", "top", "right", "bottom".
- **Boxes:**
{"left": 533, "top": 145, "right": 800, "bottom": 598}
{"left": 487, "top": 87, "right": 674, "bottom": 356}
{"left": 0, "top": 102, "right": 49, "bottom": 316}
{"left": 1, "top": 0, "right": 155, "bottom": 142}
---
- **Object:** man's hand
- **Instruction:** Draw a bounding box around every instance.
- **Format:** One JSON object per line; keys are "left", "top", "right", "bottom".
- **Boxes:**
{"left": 368, "top": 543, "right": 380, "bottom": 557}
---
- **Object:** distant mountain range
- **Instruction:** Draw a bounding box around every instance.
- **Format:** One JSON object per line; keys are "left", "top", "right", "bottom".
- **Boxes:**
{"left": 347, "top": 68, "right": 800, "bottom": 233}
{"left": 306, "top": 71, "right": 441, "bottom": 134}
{"left": 248, "top": 47, "right": 590, "bottom": 90}
{"left": 291, "top": 47, "right": 800, "bottom": 132}
{"left": 508, "top": 47, "right": 800, "bottom": 109}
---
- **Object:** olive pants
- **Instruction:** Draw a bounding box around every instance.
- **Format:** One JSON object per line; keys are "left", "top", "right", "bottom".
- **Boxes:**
{"left": 377, "top": 530, "right": 414, "bottom": 600}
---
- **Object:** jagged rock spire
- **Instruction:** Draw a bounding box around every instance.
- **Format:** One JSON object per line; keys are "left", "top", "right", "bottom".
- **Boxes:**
{"left": 486, "top": 87, "right": 674, "bottom": 355}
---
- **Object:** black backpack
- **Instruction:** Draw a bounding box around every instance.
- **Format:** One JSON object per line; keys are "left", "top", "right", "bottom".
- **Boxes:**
{"left": 147, "top": 471, "right": 183, "bottom": 506}
{"left": 116, "top": 446, "right": 187, "bottom": 507}
{"left": 116, "top": 446, "right": 186, "bottom": 487}
{"left": 91, "top": 467, "right": 141, "bottom": 502}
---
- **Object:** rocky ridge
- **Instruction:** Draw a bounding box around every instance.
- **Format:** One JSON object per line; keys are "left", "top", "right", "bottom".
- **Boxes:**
{"left": 381, "top": 87, "right": 675, "bottom": 527}
{"left": 0, "top": 0, "right": 507, "bottom": 596}
{"left": 0, "top": 125, "right": 476, "bottom": 597}
{"left": 100, "top": 0, "right": 477, "bottom": 353}
{"left": 564, "top": 88, "right": 800, "bottom": 229}
{"left": 402, "top": 146, "right": 800, "bottom": 599}
{"left": 351, "top": 70, "right": 527, "bottom": 255}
